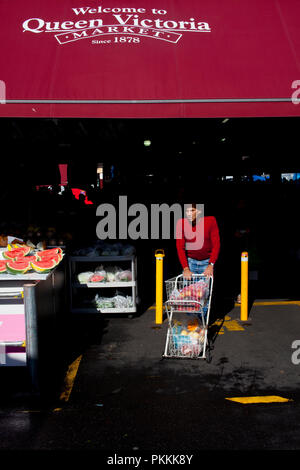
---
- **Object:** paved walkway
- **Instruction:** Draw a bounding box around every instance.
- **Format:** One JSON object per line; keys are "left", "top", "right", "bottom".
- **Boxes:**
{"left": 1, "top": 299, "right": 300, "bottom": 457}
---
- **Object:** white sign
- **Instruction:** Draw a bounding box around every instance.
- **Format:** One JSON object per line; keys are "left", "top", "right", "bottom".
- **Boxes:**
{"left": 22, "top": 5, "right": 211, "bottom": 45}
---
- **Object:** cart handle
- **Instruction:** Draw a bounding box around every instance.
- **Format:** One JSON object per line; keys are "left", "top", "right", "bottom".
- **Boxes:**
{"left": 165, "top": 299, "right": 203, "bottom": 306}
{"left": 174, "top": 273, "right": 211, "bottom": 290}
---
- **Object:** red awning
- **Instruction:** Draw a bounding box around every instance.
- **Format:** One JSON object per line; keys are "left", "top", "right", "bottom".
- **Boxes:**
{"left": 1, "top": 0, "right": 300, "bottom": 118}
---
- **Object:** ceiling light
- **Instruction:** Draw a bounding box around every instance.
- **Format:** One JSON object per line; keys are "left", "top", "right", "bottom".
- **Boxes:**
{"left": 144, "top": 140, "right": 151, "bottom": 147}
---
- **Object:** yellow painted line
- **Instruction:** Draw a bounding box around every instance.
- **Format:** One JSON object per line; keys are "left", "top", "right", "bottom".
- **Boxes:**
{"left": 235, "top": 300, "right": 300, "bottom": 307}
{"left": 59, "top": 354, "right": 82, "bottom": 402}
{"left": 226, "top": 396, "right": 292, "bottom": 404}
{"left": 223, "top": 315, "right": 245, "bottom": 331}
{"left": 211, "top": 315, "right": 244, "bottom": 334}
{"left": 254, "top": 301, "right": 300, "bottom": 306}
{"left": 225, "top": 320, "right": 245, "bottom": 331}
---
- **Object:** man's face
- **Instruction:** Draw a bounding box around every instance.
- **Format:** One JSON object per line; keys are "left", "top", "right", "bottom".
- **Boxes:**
{"left": 186, "top": 206, "right": 201, "bottom": 222}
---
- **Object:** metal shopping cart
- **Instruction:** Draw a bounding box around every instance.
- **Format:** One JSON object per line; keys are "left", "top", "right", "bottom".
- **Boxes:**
{"left": 163, "top": 274, "right": 213, "bottom": 360}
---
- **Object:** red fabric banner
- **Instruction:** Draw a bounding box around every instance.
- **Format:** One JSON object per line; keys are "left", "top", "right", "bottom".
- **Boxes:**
{"left": 1, "top": 0, "right": 300, "bottom": 117}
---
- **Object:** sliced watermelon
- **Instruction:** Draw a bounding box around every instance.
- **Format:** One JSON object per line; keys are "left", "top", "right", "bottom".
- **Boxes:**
{"left": 90, "top": 274, "right": 105, "bottom": 282}
{"left": 3, "top": 248, "right": 27, "bottom": 260}
{"left": 31, "top": 259, "right": 57, "bottom": 273}
{"left": 8, "top": 244, "right": 32, "bottom": 256}
{"left": 37, "top": 248, "right": 63, "bottom": 265}
{"left": 37, "top": 253, "right": 61, "bottom": 265}
{"left": 37, "top": 248, "right": 60, "bottom": 257}
{"left": 15, "top": 254, "right": 38, "bottom": 263}
{"left": 0, "top": 260, "right": 9, "bottom": 273}
{"left": 6, "top": 259, "right": 31, "bottom": 274}
{"left": 19, "top": 245, "right": 32, "bottom": 256}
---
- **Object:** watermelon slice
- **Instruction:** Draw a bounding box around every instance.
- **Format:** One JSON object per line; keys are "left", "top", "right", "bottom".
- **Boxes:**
{"left": 90, "top": 274, "right": 105, "bottom": 282}
{"left": 37, "top": 248, "right": 60, "bottom": 257}
{"left": 0, "top": 260, "right": 9, "bottom": 273}
{"left": 37, "top": 248, "right": 63, "bottom": 266}
{"left": 15, "top": 254, "right": 38, "bottom": 263}
{"left": 7, "top": 244, "right": 32, "bottom": 255}
{"left": 6, "top": 259, "right": 31, "bottom": 274}
{"left": 3, "top": 248, "right": 27, "bottom": 260}
{"left": 31, "top": 259, "right": 57, "bottom": 273}
{"left": 19, "top": 245, "right": 32, "bottom": 256}
{"left": 37, "top": 252, "right": 62, "bottom": 264}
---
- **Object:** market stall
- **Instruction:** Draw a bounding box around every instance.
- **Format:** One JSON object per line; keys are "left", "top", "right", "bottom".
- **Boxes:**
{"left": 0, "top": 244, "right": 65, "bottom": 390}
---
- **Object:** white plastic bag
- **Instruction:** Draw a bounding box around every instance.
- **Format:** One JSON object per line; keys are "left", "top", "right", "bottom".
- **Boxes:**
{"left": 94, "top": 265, "right": 107, "bottom": 279}
{"left": 115, "top": 270, "right": 132, "bottom": 281}
{"left": 94, "top": 294, "right": 115, "bottom": 309}
{"left": 77, "top": 271, "right": 94, "bottom": 283}
{"left": 113, "top": 295, "right": 133, "bottom": 308}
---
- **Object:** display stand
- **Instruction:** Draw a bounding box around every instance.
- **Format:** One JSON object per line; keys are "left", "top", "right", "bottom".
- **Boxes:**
{"left": 69, "top": 255, "right": 138, "bottom": 314}
{"left": 0, "top": 263, "right": 66, "bottom": 391}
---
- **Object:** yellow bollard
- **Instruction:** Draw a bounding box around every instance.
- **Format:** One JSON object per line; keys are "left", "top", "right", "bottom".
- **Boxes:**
{"left": 155, "top": 249, "right": 165, "bottom": 324}
{"left": 241, "top": 251, "right": 248, "bottom": 321}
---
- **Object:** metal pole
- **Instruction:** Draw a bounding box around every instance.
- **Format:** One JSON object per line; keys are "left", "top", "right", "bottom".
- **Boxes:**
{"left": 241, "top": 252, "right": 248, "bottom": 321}
{"left": 23, "top": 283, "right": 39, "bottom": 392}
{"left": 155, "top": 249, "right": 165, "bottom": 324}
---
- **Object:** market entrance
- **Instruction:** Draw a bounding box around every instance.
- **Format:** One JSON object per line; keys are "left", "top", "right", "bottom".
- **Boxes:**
{"left": 1, "top": 116, "right": 300, "bottom": 307}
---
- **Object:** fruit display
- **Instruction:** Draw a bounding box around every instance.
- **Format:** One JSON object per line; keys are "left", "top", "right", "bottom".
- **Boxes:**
{"left": 77, "top": 266, "right": 132, "bottom": 284}
{"left": 0, "top": 245, "right": 64, "bottom": 275}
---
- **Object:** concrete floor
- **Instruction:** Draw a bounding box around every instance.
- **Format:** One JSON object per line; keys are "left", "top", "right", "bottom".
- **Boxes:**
{"left": 1, "top": 300, "right": 300, "bottom": 462}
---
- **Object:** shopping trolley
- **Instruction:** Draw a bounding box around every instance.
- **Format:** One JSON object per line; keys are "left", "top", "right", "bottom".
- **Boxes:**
{"left": 163, "top": 274, "right": 213, "bottom": 360}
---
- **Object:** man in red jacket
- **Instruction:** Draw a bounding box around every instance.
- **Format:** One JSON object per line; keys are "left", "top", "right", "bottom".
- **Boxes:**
{"left": 176, "top": 203, "right": 220, "bottom": 279}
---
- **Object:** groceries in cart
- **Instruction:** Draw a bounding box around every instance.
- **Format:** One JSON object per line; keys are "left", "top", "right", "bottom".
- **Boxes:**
{"left": 168, "top": 278, "right": 210, "bottom": 312}
{"left": 170, "top": 318, "right": 205, "bottom": 357}
{"left": 163, "top": 274, "right": 213, "bottom": 360}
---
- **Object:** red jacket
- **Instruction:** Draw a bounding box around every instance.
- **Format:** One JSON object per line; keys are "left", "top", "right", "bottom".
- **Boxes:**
{"left": 176, "top": 216, "right": 220, "bottom": 269}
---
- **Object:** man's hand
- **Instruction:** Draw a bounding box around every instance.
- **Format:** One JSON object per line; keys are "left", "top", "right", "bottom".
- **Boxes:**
{"left": 203, "top": 264, "right": 214, "bottom": 277}
{"left": 183, "top": 267, "right": 192, "bottom": 280}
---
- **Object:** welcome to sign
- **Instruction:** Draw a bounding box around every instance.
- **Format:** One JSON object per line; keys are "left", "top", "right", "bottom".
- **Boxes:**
{"left": 22, "top": 4, "right": 211, "bottom": 45}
